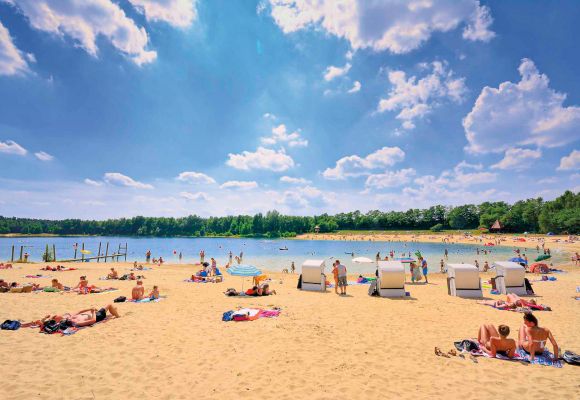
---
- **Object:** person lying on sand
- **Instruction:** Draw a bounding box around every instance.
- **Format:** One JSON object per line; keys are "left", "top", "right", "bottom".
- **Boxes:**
{"left": 518, "top": 313, "right": 559, "bottom": 361}
{"left": 132, "top": 280, "right": 145, "bottom": 300}
{"left": 257, "top": 283, "right": 276, "bottom": 295}
{"left": 477, "top": 294, "right": 550, "bottom": 311}
{"left": 477, "top": 324, "right": 516, "bottom": 358}
{"left": 51, "top": 279, "right": 64, "bottom": 290}
{"left": 21, "top": 304, "right": 120, "bottom": 329}
{"left": 107, "top": 268, "right": 118, "bottom": 279}
{"left": 147, "top": 285, "right": 159, "bottom": 300}
{"left": 0, "top": 279, "right": 9, "bottom": 289}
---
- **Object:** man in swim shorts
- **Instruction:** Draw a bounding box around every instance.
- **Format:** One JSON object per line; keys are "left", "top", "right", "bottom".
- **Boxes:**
{"left": 132, "top": 280, "right": 145, "bottom": 300}
{"left": 336, "top": 260, "right": 347, "bottom": 295}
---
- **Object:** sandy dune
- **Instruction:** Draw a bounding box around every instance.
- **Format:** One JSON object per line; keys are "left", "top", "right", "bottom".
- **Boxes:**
{"left": 1, "top": 257, "right": 579, "bottom": 399}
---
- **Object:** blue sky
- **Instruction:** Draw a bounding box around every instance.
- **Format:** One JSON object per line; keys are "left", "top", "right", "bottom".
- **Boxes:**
{"left": 0, "top": 0, "right": 579, "bottom": 219}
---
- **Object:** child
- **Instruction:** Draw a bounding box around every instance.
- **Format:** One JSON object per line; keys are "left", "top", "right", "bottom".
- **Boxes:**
{"left": 422, "top": 259, "right": 429, "bottom": 284}
{"left": 148, "top": 285, "right": 159, "bottom": 300}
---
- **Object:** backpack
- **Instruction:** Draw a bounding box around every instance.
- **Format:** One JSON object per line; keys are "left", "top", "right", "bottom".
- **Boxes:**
{"left": 114, "top": 296, "right": 127, "bottom": 303}
{"left": 1, "top": 320, "right": 21, "bottom": 330}
{"left": 42, "top": 319, "right": 60, "bottom": 334}
{"left": 222, "top": 311, "right": 234, "bottom": 322}
{"left": 562, "top": 351, "right": 580, "bottom": 366}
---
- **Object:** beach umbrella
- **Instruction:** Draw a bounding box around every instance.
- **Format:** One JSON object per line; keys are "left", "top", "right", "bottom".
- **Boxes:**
{"left": 227, "top": 264, "right": 262, "bottom": 291}
{"left": 509, "top": 257, "right": 527, "bottom": 264}
{"left": 352, "top": 257, "right": 373, "bottom": 263}
{"left": 535, "top": 254, "right": 551, "bottom": 262}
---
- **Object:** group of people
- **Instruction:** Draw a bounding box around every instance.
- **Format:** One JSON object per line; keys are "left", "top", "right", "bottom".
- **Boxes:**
{"left": 478, "top": 313, "right": 558, "bottom": 361}
{"left": 331, "top": 260, "right": 348, "bottom": 295}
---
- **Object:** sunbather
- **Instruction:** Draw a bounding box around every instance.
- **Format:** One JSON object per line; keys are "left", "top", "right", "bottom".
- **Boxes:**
{"left": 22, "top": 304, "right": 120, "bottom": 328}
{"left": 477, "top": 295, "right": 550, "bottom": 311}
{"left": 107, "top": 268, "right": 118, "bottom": 279}
{"left": 518, "top": 313, "right": 559, "bottom": 361}
{"left": 257, "top": 283, "right": 276, "bottom": 296}
{"left": 477, "top": 324, "right": 516, "bottom": 358}
{"left": 51, "top": 279, "right": 64, "bottom": 290}
{"left": 0, "top": 279, "right": 9, "bottom": 289}
{"left": 132, "top": 280, "right": 145, "bottom": 300}
{"left": 147, "top": 285, "right": 159, "bottom": 300}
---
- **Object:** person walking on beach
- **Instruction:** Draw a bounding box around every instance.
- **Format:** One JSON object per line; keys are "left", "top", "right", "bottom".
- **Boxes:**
{"left": 146, "top": 250, "right": 151, "bottom": 263}
{"left": 291, "top": 261, "right": 295, "bottom": 274}
{"left": 444, "top": 248, "right": 448, "bottom": 260}
{"left": 421, "top": 258, "right": 429, "bottom": 284}
{"left": 229, "top": 251, "right": 233, "bottom": 264}
{"left": 331, "top": 261, "right": 339, "bottom": 294}
{"left": 200, "top": 250, "right": 205, "bottom": 263}
{"left": 179, "top": 252, "right": 182, "bottom": 263}
{"left": 337, "top": 260, "right": 347, "bottom": 295}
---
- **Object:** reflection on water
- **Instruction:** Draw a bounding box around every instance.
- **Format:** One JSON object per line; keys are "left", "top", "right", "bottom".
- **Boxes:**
{"left": 1, "top": 236, "right": 564, "bottom": 273}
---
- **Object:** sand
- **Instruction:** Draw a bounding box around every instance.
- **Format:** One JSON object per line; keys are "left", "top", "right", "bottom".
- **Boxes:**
{"left": 1, "top": 245, "right": 579, "bottom": 399}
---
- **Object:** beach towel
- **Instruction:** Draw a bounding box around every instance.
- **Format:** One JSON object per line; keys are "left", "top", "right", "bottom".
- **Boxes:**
{"left": 479, "top": 303, "right": 551, "bottom": 313}
{"left": 60, "top": 318, "right": 112, "bottom": 336}
{"left": 327, "top": 281, "right": 371, "bottom": 288}
{"left": 127, "top": 296, "right": 165, "bottom": 303}
{"left": 183, "top": 279, "right": 210, "bottom": 283}
{"left": 131, "top": 267, "right": 152, "bottom": 271}
{"left": 25, "top": 275, "right": 51, "bottom": 278}
{"left": 456, "top": 339, "right": 562, "bottom": 367}
{"left": 73, "top": 287, "right": 118, "bottom": 295}
{"left": 224, "top": 308, "right": 282, "bottom": 322}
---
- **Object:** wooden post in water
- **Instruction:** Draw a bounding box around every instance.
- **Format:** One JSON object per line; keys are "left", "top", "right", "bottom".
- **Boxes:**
{"left": 125, "top": 242, "right": 128, "bottom": 262}
{"left": 81, "top": 243, "right": 85, "bottom": 262}
{"left": 11, "top": 245, "right": 14, "bottom": 262}
{"left": 19, "top": 246, "right": 23, "bottom": 262}
{"left": 97, "top": 242, "right": 102, "bottom": 263}
{"left": 117, "top": 244, "right": 121, "bottom": 262}
{"left": 52, "top": 244, "right": 56, "bottom": 262}
{"left": 104, "top": 242, "right": 109, "bottom": 263}
{"left": 74, "top": 245, "right": 77, "bottom": 260}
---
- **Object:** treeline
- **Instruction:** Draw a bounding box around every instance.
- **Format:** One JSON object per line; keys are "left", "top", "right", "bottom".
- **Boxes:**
{"left": 0, "top": 191, "right": 577, "bottom": 237}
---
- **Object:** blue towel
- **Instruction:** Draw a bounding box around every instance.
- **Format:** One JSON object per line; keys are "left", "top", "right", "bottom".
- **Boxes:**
{"left": 515, "top": 349, "right": 563, "bottom": 368}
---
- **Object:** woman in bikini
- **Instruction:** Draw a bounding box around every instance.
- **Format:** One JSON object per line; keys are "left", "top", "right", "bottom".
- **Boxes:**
{"left": 477, "top": 324, "right": 516, "bottom": 358}
{"left": 518, "top": 313, "right": 559, "bottom": 361}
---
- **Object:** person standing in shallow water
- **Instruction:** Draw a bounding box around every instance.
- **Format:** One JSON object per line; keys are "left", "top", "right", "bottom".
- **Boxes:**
{"left": 146, "top": 250, "right": 151, "bottom": 263}
{"left": 291, "top": 261, "right": 295, "bottom": 274}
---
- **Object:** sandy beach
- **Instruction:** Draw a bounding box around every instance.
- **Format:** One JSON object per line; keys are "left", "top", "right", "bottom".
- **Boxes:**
{"left": 1, "top": 241, "right": 579, "bottom": 400}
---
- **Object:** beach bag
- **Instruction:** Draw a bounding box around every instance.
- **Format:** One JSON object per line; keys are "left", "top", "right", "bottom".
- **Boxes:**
{"left": 368, "top": 280, "right": 378, "bottom": 296}
{"left": 114, "top": 296, "right": 127, "bottom": 303}
{"left": 58, "top": 319, "right": 73, "bottom": 331}
{"left": 42, "top": 320, "right": 60, "bottom": 334}
{"left": 454, "top": 339, "right": 480, "bottom": 353}
{"left": 1, "top": 320, "right": 21, "bottom": 330}
{"left": 297, "top": 274, "right": 302, "bottom": 289}
{"left": 562, "top": 351, "right": 580, "bottom": 366}
{"left": 222, "top": 311, "right": 234, "bottom": 322}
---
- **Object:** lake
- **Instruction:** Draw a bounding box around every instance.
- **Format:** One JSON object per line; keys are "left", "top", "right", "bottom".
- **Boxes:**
{"left": 1, "top": 236, "right": 563, "bottom": 273}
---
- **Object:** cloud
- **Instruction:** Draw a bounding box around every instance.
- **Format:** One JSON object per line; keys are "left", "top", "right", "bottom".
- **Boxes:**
{"left": 263, "top": 112, "right": 276, "bottom": 120}
{"left": 180, "top": 191, "right": 211, "bottom": 201}
{"left": 226, "top": 147, "right": 295, "bottom": 171}
{"left": 175, "top": 171, "right": 216, "bottom": 184}
{"left": 277, "top": 185, "right": 331, "bottom": 209}
{"left": 0, "top": 21, "right": 31, "bottom": 76}
{"left": 377, "top": 61, "right": 466, "bottom": 130}
{"left": 6, "top": 0, "right": 157, "bottom": 65}
{"left": 84, "top": 178, "right": 103, "bottom": 187}
{"left": 323, "top": 63, "right": 351, "bottom": 81}
{"left": 34, "top": 151, "right": 54, "bottom": 161}
{"left": 462, "top": 4, "right": 495, "bottom": 42}
{"left": 323, "top": 146, "right": 405, "bottom": 180}
{"left": 347, "top": 80, "right": 361, "bottom": 94}
{"left": 268, "top": 0, "right": 494, "bottom": 54}
{"left": 219, "top": 180, "right": 258, "bottom": 190}
{"left": 261, "top": 124, "right": 308, "bottom": 147}
{"left": 491, "top": 148, "right": 541, "bottom": 171}
{"left": 557, "top": 150, "right": 580, "bottom": 171}
{"left": 0, "top": 140, "right": 27, "bottom": 155}
{"left": 365, "top": 168, "right": 416, "bottom": 189}
{"left": 464, "top": 58, "right": 580, "bottom": 153}
{"left": 103, "top": 172, "right": 154, "bottom": 189}
{"left": 127, "top": 0, "right": 197, "bottom": 28}
{"left": 280, "top": 176, "right": 311, "bottom": 185}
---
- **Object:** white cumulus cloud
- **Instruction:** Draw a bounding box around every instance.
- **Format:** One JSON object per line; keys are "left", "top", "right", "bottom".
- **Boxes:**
{"left": 175, "top": 171, "right": 216, "bottom": 184}
{"left": 219, "top": 181, "right": 259, "bottom": 190}
{"left": 268, "top": 0, "right": 494, "bottom": 54}
{"left": 5, "top": 0, "right": 157, "bottom": 65}
{"left": 557, "top": 150, "right": 580, "bottom": 171}
{"left": 226, "top": 147, "right": 295, "bottom": 171}
{"left": 0, "top": 140, "right": 27, "bottom": 155}
{"left": 0, "top": 21, "right": 31, "bottom": 76}
{"left": 365, "top": 168, "right": 416, "bottom": 189}
{"left": 103, "top": 172, "right": 153, "bottom": 189}
{"left": 261, "top": 124, "right": 308, "bottom": 147}
{"left": 34, "top": 151, "right": 54, "bottom": 161}
{"left": 324, "top": 63, "right": 351, "bottom": 81}
{"left": 491, "top": 148, "right": 541, "bottom": 171}
{"left": 180, "top": 191, "right": 211, "bottom": 201}
{"left": 464, "top": 58, "right": 580, "bottom": 153}
{"left": 323, "top": 146, "right": 405, "bottom": 180}
{"left": 347, "top": 80, "right": 361, "bottom": 94}
{"left": 128, "top": 0, "right": 197, "bottom": 28}
{"left": 280, "top": 176, "right": 311, "bottom": 185}
{"left": 377, "top": 61, "right": 466, "bottom": 130}
{"left": 84, "top": 178, "right": 103, "bottom": 187}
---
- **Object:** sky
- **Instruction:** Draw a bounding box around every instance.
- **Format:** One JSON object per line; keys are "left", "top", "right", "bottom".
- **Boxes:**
{"left": 0, "top": 0, "right": 579, "bottom": 219}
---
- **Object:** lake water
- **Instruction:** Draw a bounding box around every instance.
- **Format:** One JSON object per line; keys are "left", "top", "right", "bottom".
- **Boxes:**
{"left": 0, "top": 236, "right": 565, "bottom": 274}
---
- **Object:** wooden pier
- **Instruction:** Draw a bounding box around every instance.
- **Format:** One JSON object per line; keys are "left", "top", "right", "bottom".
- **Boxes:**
{"left": 9, "top": 242, "right": 128, "bottom": 263}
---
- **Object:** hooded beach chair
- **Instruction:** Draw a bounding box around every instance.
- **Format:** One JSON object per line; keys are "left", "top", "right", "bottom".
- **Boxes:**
{"left": 376, "top": 261, "right": 406, "bottom": 297}
{"left": 446, "top": 264, "right": 482, "bottom": 298}
{"left": 493, "top": 261, "right": 527, "bottom": 295}
{"left": 300, "top": 259, "right": 326, "bottom": 292}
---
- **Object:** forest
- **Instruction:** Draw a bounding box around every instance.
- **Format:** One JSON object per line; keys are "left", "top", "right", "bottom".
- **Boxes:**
{"left": 0, "top": 191, "right": 577, "bottom": 237}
